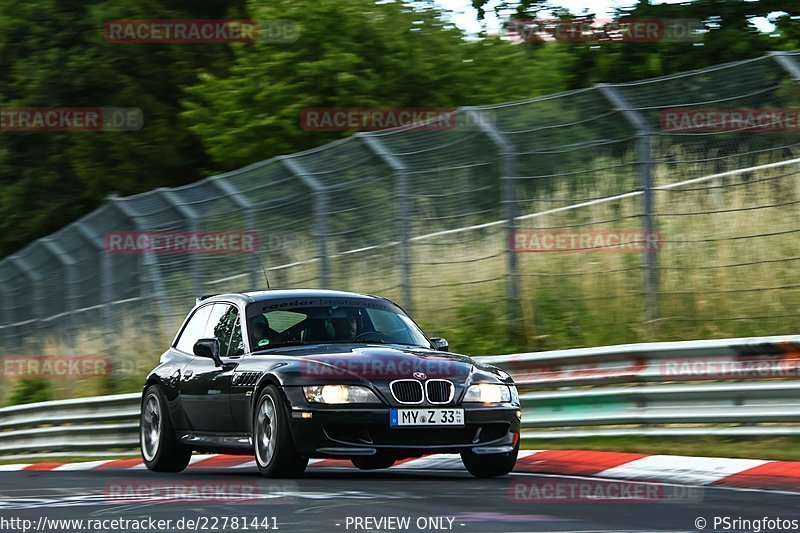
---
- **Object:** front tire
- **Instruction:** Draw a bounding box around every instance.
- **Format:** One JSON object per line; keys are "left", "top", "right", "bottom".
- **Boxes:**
{"left": 253, "top": 385, "right": 308, "bottom": 478}
{"left": 461, "top": 442, "right": 519, "bottom": 478}
{"left": 141, "top": 385, "right": 192, "bottom": 472}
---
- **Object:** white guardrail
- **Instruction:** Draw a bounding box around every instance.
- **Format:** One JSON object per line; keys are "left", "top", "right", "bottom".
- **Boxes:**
{"left": 1, "top": 334, "right": 799, "bottom": 457}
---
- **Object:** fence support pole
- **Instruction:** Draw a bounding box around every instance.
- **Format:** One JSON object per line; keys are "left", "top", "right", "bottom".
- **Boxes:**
{"left": 770, "top": 51, "right": 800, "bottom": 81}
{"left": 209, "top": 177, "right": 260, "bottom": 290}
{"left": 638, "top": 134, "right": 659, "bottom": 323}
{"left": 158, "top": 189, "right": 201, "bottom": 296}
{"left": 771, "top": 51, "right": 800, "bottom": 193}
{"left": 40, "top": 239, "right": 78, "bottom": 352}
{"left": 75, "top": 221, "right": 117, "bottom": 359}
{"left": 465, "top": 108, "right": 521, "bottom": 328}
{"left": 597, "top": 84, "right": 659, "bottom": 324}
{"left": 9, "top": 256, "right": 46, "bottom": 350}
{"left": 75, "top": 222, "right": 110, "bottom": 315}
{"left": 0, "top": 281, "right": 14, "bottom": 352}
{"left": 358, "top": 134, "right": 414, "bottom": 314}
{"left": 280, "top": 157, "right": 330, "bottom": 288}
{"left": 108, "top": 196, "right": 172, "bottom": 323}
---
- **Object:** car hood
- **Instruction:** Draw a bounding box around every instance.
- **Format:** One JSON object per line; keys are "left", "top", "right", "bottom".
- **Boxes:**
{"left": 240, "top": 343, "right": 511, "bottom": 387}
{"left": 301, "top": 344, "right": 472, "bottom": 381}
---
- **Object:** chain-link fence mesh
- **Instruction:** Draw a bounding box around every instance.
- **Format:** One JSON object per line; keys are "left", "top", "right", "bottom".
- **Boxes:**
{"left": 1, "top": 51, "right": 799, "bottom": 363}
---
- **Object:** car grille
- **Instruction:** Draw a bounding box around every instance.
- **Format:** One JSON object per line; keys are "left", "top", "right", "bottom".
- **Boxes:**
{"left": 426, "top": 380, "right": 453, "bottom": 404}
{"left": 390, "top": 380, "right": 424, "bottom": 404}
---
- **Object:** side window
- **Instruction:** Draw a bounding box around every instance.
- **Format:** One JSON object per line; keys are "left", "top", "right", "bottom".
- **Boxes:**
{"left": 206, "top": 304, "right": 241, "bottom": 356}
{"left": 228, "top": 316, "right": 244, "bottom": 356}
{"left": 175, "top": 305, "right": 214, "bottom": 354}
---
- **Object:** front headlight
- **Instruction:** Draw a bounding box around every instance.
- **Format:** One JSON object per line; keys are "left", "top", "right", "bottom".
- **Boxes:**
{"left": 510, "top": 384, "right": 520, "bottom": 405}
{"left": 463, "top": 383, "right": 512, "bottom": 403}
{"left": 303, "top": 385, "right": 380, "bottom": 404}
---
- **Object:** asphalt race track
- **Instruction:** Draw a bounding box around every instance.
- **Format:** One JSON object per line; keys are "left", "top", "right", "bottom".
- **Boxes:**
{"left": 1, "top": 463, "right": 800, "bottom": 533}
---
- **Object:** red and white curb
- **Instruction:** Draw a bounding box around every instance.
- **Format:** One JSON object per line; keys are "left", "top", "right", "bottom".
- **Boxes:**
{"left": 2, "top": 450, "right": 799, "bottom": 492}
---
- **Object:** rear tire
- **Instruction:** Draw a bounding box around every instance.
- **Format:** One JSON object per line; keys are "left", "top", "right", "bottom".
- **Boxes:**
{"left": 253, "top": 385, "right": 308, "bottom": 478}
{"left": 351, "top": 454, "right": 396, "bottom": 470}
{"left": 141, "top": 385, "right": 192, "bottom": 472}
{"left": 461, "top": 442, "right": 518, "bottom": 478}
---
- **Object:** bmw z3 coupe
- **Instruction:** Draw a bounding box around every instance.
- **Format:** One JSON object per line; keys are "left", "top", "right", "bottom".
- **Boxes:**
{"left": 140, "top": 289, "right": 521, "bottom": 478}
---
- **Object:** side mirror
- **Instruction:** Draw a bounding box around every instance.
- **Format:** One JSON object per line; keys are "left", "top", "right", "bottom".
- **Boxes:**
{"left": 193, "top": 338, "right": 222, "bottom": 366}
{"left": 430, "top": 337, "right": 449, "bottom": 352}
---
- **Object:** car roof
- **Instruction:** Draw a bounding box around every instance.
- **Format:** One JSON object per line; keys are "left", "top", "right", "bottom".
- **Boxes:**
{"left": 197, "top": 288, "right": 390, "bottom": 306}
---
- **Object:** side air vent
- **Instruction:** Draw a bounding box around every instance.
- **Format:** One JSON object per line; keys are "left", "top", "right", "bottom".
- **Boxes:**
{"left": 232, "top": 372, "right": 260, "bottom": 387}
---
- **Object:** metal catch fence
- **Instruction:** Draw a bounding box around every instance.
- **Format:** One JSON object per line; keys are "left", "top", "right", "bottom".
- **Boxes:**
{"left": 0, "top": 51, "right": 799, "bottom": 360}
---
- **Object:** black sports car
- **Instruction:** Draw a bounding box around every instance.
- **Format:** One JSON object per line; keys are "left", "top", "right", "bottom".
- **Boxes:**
{"left": 140, "top": 289, "right": 521, "bottom": 478}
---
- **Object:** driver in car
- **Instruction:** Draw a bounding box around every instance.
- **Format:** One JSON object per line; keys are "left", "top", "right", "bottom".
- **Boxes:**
{"left": 250, "top": 315, "right": 281, "bottom": 348}
{"left": 331, "top": 311, "right": 359, "bottom": 341}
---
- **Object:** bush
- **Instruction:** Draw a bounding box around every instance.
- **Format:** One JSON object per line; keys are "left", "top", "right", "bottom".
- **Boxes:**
{"left": 7, "top": 379, "right": 52, "bottom": 406}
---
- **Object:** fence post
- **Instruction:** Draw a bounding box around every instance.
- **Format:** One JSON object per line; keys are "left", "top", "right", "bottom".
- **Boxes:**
{"left": 465, "top": 108, "right": 521, "bottom": 327}
{"left": 209, "top": 177, "right": 260, "bottom": 290}
{"left": 108, "top": 195, "right": 172, "bottom": 323}
{"left": 40, "top": 239, "right": 78, "bottom": 352}
{"left": 769, "top": 51, "right": 800, "bottom": 81}
{"left": 770, "top": 51, "right": 800, "bottom": 200}
{"left": 280, "top": 157, "right": 330, "bottom": 288}
{"left": 0, "top": 281, "right": 14, "bottom": 352}
{"left": 596, "top": 84, "right": 659, "bottom": 324}
{"left": 75, "top": 221, "right": 117, "bottom": 358}
{"left": 9, "top": 256, "right": 46, "bottom": 350}
{"left": 358, "top": 133, "right": 414, "bottom": 314}
{"left": 158, "top": 189, "right": 201, "bottom": 296}
{"left": 638, "top": 134, "right": 659, "bottom": 323}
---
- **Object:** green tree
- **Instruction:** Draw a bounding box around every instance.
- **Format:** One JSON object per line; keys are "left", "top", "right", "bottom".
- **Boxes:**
{"left": 477, "top": 0, "right": 800, "bottom": 88}
{"left": 183, "top": 0, "right": 571, "bottom": 170}
{"left": 0, "top": 0, "right": 236, "bottom": 256}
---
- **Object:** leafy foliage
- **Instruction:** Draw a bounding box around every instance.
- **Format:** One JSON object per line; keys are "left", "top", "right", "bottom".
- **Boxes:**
{"left": 6, "top": 378, "right": 52, "bottom": 405}
{"left": 182, "top": 0, "right": 566, "bottom": 169}
{"left": 0, "top": 0, "right": 798, "bottom": 258}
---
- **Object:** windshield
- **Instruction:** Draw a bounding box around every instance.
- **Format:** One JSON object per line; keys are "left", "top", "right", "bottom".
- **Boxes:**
{"left": 246, "top": 299, "right": 431, "bottom": 350}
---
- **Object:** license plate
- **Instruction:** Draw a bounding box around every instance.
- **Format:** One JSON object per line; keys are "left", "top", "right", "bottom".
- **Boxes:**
{"left": 390, "top": 408, "right": 464, "bottom": 427}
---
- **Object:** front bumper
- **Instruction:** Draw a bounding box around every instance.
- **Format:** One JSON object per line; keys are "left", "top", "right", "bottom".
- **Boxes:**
{"left": 283, "top": 387, "right": 521, "bottom": 458}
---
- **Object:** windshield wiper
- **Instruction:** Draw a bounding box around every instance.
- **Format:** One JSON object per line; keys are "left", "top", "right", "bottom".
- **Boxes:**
{"left": 337, "top": 340, "right": 428, "bottom": 348}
